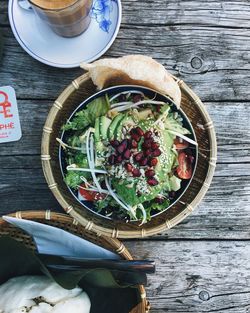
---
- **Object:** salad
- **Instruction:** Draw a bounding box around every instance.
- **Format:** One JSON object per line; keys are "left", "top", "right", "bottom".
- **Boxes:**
{"left": 59, "top": 88, "right": 197, "bottom": 224}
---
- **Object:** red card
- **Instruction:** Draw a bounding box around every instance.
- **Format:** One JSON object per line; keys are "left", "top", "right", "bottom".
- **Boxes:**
{"left": 0, "top": 86, "right": 22, "bottom": 143}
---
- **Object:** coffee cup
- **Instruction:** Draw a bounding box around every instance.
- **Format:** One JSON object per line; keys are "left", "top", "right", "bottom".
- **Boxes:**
{"left": 19, "top": 0, "right": 93, "bottom": 38}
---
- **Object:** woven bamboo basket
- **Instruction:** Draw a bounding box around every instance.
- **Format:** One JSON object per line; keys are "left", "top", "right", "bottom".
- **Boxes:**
{"left": 0, "top": 210, "right": 149, "bottom": 313}
{"left": 41, "top": 73, "right": 217, "bottom": 238}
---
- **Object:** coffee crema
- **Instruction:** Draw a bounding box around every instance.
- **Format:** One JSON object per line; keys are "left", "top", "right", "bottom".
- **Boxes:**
{"left": 29, "top": 0, "right": 78, "bottom": 10}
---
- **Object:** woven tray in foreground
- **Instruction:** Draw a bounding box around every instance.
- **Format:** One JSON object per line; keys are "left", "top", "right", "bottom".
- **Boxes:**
{"left": 41, "top": 73, "right": 217, "bottom": 238}
{"left": 0, "top": 210, "right": 149, "bottom": 313}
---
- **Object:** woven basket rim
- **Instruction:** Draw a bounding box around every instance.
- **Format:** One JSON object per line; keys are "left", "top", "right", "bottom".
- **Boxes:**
{"left": 0, "top": 210, "right": 150, "bottom": 313}
{"left": 41, "top": 73, "right": 217, "bottom": 239}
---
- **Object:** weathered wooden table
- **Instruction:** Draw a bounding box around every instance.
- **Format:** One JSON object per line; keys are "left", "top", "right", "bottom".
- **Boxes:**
{"left": 1, "top": 0, "right": 250, "bottom": 312}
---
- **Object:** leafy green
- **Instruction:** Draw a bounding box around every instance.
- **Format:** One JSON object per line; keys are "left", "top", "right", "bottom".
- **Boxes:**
{"left": 114, "top": 179, "right": 162, "bottom": 207}
{"left": 63, "top": 96, "right": 110, "bottom": 131}
{"left": 67, "top": 134, "right": 83, "bottom": 147}
{"left": 136, "top": 198, "right": 170, "bottom": 221}
{"left": 73, "top": 152, "right": 89, "bottom": 167}
{"left": 64, "top": 171, "right": 84, "bottom": 189}
{"left": 150, "top": 198, "right": 170, "bottom": 211}
{"left": 64, "top": 152, "right": 91, "bottom": 189}
{"left": 95, "top": 198, "right": 109, "bottom": 212}
{"left": 160, "top": 103, "right": 171, "bottom": 115}
{"left": 146, "top": 198, "right": 170, "bottom": 213}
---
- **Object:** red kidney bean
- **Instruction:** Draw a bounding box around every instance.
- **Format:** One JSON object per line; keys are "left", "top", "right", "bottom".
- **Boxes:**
{"left": 142, "top": 140, "right": 152, "bottom": 149}
{"left": 144, "top": 149, "right": 151, "bottom": 156}
{"left": 151, "top": 142, "right": 159, "bottom": 150}
{"left": 134, "top": 152, "right": 144, "bottom": 162}
{"left": 152, "top": 148, "right": 161, "bottom": 157}
{"left": 110, "top": 140, "right": 120, "bottom": 147}
{"left": 149, "top": 158, "right": 158, "bottom": 167}
{"left": 155, "top": 197, "right": 164, "bottom": 204}
{"left": 144, "top": 131, "right": 152, "bottom": 139}
{"left": 139, "top": 158, "right": 148, "bottom": 166}
{"left": 121, "top": 139, "right": 128, "bottom": 149}
{"left": 131, "top": 132, "right": 141, "bottom": 142}
{"left": 135, "top": 127, "right": 144, "bottom": 137}
{"left": 117, "top": 143, "right": 126, "bottom": 154}
{"left": 131, "top": 139, "right": 138, "bottom": 149}
{"left": 132, "top": 168, "right": 141, "bottom": 177}
{"left": 116, "top": 155, "right": 123, "bottom": 163}
{"left": 145, "top": 169, "right": 155, "bottom": 177}
{"left": 125, "top": 163, "right": 133, "bottom": 172}
{"left": 147, "top": 178, "right": 159, "bottom": 186}
{"left": 123, "top": 149, "right": 131, "bottom": 160}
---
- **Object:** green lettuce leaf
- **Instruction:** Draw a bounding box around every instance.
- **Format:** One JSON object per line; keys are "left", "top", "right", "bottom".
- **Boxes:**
{"left": 64, "top": 171, "right": 85, "bottom": 189}
{"left": 63, "top": 96, "right": 110, "bottom": 131}
{"left": 64, "top": 152, "right": 91, "bottom": 189}
{"left": 114, "top": 179, "right": 162, "bottom": 207}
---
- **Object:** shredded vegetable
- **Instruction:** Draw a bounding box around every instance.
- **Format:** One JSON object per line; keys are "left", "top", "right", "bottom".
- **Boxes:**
{"left": 62, "top": 89, "right": 197, "bottom": 223}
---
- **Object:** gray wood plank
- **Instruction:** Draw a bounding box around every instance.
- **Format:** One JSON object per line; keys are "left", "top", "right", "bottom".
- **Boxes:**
{"left": 0, "top": 166, "right": 249, "bottom": 239}
{"left": 125, "top": 240, "right": 250, "bottom": 312}
{"left": 0, "top": 3, "right": 249, "bottom": 313}
{"left": 1, "top": 0, "right": 250, "bottom": 27}
{"left": 0, "top": 100, "right": 249, "bottom": 156}
{"left": 0, "top": 3, "right": 249, "bottom": 101}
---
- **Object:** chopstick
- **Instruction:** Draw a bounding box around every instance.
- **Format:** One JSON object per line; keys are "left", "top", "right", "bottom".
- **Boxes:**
{"left": 38, "top": 253, "right": 155, "bottom": 274}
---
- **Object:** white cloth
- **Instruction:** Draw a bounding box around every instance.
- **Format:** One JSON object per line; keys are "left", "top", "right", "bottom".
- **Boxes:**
{"left": 2, "top": 216, "right": 119, "bottom": 259}
{"left": 0, "top": 276, "right": 91, "bottom": 313}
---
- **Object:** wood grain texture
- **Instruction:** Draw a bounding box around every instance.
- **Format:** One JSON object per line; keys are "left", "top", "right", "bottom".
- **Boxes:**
{"left": 0, "top": 100, "right": 249, "bottom": 156}
{"left": 2, "top": 1, "right": 250, "bottom": 27}
{"left": 0, "top": 0, "right": 250, "bottom": 311}
{"left": 126, "top": 240, "right": 250, "bottom": 313}
{"left": 1, "top": 167, "right": 250, "bottom": 239}
{"left": 0, "top": 1, "right": 250, "bottom": 101}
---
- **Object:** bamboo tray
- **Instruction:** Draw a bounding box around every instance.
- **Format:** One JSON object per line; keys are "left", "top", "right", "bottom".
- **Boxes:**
{"left": 0, "top": 210, "right": 149, "bottom": 313}
{"left": 41, "top": 73, "right": 217, "bottom": 238}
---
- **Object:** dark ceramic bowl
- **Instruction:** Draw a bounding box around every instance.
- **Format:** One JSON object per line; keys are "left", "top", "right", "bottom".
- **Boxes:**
{"left": 59, "top": 85, "right": 198, "bottom": 222}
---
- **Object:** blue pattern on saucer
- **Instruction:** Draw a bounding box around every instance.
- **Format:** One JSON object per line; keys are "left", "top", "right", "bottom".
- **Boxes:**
{"left": 91, "top": 0, "right": 115, "bottom": 33}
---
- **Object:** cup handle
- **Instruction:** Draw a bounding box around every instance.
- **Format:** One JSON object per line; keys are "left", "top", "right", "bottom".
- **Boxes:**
{"left": 18, "top": 0, "right": 33, "bottom": 11}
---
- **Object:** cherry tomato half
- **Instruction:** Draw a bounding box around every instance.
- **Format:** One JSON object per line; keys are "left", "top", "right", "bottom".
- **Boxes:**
{"left": 174, "top": 137, "right": 189, "bottom": 150}
{"left": 79, "top": 187, "right": 106, "bottom": 201}
{"left": 176, "top": 152, "right": 193, "bottom": 180}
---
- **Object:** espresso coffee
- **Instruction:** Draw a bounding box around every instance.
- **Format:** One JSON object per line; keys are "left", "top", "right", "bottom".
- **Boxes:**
{"left": 29, "top": 0, "right": 93, "bottom": 37}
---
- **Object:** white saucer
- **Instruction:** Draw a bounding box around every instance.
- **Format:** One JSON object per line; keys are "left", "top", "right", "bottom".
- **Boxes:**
{"left": 8, "top": 0, "right": 122, "bottom": 68}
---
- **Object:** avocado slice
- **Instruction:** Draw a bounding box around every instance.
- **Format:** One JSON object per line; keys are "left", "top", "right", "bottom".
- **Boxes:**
{"left": 114, "top": 115, "right": 135, "bottom": 140}
{"left": 137, "top": 109, "right": 153, "bottom": 120}
{"left": 99, "top": 116, "right": 111, "bottom": 140}
{"left": 94, "top": 117, "right": 101, "bottom": 142}
{"left": 108, "top": 114, "right": 125, "bottom": 140}
{"left": 96, "top": 141, "right": 105, "bottom": 153}
{"left": 94, "top": 117, "right": 105, "bottom": 153}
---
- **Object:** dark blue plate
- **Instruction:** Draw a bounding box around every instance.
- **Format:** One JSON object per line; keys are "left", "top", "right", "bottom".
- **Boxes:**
{"left": 59, "top": 85, "right": 198, "bottom": 222}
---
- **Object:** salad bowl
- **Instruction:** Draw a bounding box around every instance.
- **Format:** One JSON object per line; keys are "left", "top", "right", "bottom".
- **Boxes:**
{"left": 41, "top": 73, "right": 217, "bottom": 238}
{"left": 58, "top": 85, "right": 198, "bottom": 225}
